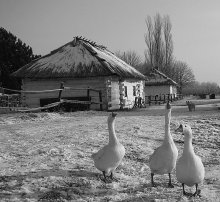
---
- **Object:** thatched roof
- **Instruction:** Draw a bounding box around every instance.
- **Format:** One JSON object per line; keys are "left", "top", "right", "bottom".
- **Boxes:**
{"left": 144, "top": 67, "right": 178, "bottom": 86}
{"left": 12, "top": 36, "right": 146, "bottom": 80}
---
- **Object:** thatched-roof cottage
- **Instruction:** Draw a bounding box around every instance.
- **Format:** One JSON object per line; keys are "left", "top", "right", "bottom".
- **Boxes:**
{"left": 144, "top": 67, "right": 178, "bottom": 98}
{"left": 12, "top": 37, "right": 146, "bottom": 110}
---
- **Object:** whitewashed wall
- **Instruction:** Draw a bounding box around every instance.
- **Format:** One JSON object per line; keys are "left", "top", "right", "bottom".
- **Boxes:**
{"left": 119, "top": 80, "right": 145, "bottom": 109}
{"left": 145, "top": 85, "right": 177, "bottom": 97}
{"left": 170, "top": 85, "right": 177, "bottom": 94}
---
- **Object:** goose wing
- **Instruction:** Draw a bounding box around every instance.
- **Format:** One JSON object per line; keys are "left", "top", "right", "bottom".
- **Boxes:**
{"left": 91, "top": 146, "right": 107, "bottom": 161}
{"left": 149, "top": 146, "right": 164, "bottom": 170}
{"left": 149, "top": 145, "right": 177, "bottom": 173}
{"left": 149, "top": 146, "right": 161, "bottom": 162}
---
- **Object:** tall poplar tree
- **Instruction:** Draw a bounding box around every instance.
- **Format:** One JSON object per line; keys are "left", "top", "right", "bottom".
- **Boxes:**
{"left": 144, "top": 14, "right": 173, "bottom": 72}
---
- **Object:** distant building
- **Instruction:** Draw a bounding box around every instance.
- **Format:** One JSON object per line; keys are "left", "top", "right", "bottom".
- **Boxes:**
{"left": 12, "top": 36, "right": 146, "bottom": 110}
{"left": 144, "top": 67, "right": 178, "bottom": 99}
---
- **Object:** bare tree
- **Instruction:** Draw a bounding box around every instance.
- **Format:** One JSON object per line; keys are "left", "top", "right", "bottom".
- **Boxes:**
{"left": 173, "top": 60, "right": 195, "bottom": 93}
{"left": 144, "top": 14, "right": 164, "bottom": 68}
{"left": 163, "top": 15, "right": 173, "bottom": 68}
{"left": 115, "top": 50, "right": 143, "bottom": 68}
{"left": 200, "top": 82, "right": 220, "bottom": 94}
{"left": 182, "top": 81, "right": 220, "bottom": 95}
{"left": 144, "top": 13, "right": 173, "bottom": 72}
{"left": 144, "top": 16, "right": 154, "bottom": 66}
{"left": 153, "top": 14, "right": 164, "bottom": 68}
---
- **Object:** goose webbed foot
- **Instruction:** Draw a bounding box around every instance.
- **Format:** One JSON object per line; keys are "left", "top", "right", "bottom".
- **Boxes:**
{"left": 168, "top": 183, "right": 174, "bottom": 188}
{"left": 192, "top": 191, "right": 198, "bottom": 197}
{"left": 192, "top": 184, "right": 201, "bottom": 197}
{"left": 101, "top": 171, "right": 110, "bottom": 183}
{"left": 192, "top": 189, "right": 201, "bottom": 197}
{"left": 110, "top": 172, "right": 114, "bottom": 180}
{"left": 152, "top": 183, "right": 157, "bottom": 187}
{"left": 183, "top": 191, "right": 191, "bottom": 196}
{"left": 101, "top": 171, "right": 106, "bottom": 183}
{"left": 110, "top": 172, "right": 119, "bottom": 182}
{"left": 182, "top": 183, "right": 190, "bottom": 196}
{"left": 101, "top": 171, "right": 115, "bottom": 183}
{"left": 181, "top": 183, "right": 198, "bottom": 197}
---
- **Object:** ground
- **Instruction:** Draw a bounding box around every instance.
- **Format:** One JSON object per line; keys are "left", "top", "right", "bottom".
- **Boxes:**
{"left": 0, "top": 100, "right": 220, "bottom": 202}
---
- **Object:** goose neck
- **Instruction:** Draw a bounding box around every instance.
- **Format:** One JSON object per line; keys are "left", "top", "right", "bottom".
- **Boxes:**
{"left": 183, "top": 137, "right": 194, "bottom": 154}
{"left": 108, "top": 118, "right": 118, "bottom": 145}
{"left": 164, "top": 109, "right": 172, "bottom": 142}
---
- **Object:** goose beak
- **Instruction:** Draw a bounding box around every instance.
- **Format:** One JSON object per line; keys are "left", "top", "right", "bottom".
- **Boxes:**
{"left": 112, "top": 112, "right": 117, "bottom": 118}
{"left": 175, "top": 124, "right": 183, "bottom": 133}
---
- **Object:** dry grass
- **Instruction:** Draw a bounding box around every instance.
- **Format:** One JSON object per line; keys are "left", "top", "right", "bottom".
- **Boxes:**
{"left": 0, "top": 104, "right": 220, "bottom": 201}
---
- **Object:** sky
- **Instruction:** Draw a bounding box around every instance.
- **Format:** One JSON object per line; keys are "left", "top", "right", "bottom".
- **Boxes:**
{"left": 0, "top": 0, "right": 220, "bottom": 84}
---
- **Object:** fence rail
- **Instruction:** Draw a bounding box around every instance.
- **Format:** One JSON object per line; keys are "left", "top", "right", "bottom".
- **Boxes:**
{"left": 0, "top": 83, "right": 103, "bottom": 112}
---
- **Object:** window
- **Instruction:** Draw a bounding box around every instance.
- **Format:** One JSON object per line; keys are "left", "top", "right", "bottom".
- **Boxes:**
{"left": 124, "top": 86, "right": 128, "bottom": 97}
{"left": 136, "top": 84, "right": 140, "bottom": 96}
{"left": 133, "top": 86, "right": 136, "bottom": 96}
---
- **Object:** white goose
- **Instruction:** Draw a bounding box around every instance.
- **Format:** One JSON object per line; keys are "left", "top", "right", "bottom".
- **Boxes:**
{"left": 91, "top": 112, "right": 125, "bottom": 182}
{"left": 175, "top": 124, "right": 205, "bottom": 196}
{"left": 149, "top": 102, "right": 178, "bottom": 187}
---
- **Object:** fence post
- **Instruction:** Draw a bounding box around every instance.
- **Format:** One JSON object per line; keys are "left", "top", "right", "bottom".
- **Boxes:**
{"left": 58, "top": 82, "right": 64, "bottom": 110}
{"left": 149, "top": 96, "right": 151, "bottom": 106}
{"left": 167, "top": 94, "right": 170, "bottom": 102}
{"left": 87, "top": 87, "right": 90, "bottom": 110}
{"left": 99, "top": 90, "right": 103, "bottom": 111}
{"left": 155, "top": 95, "right": 157, "bottom": 104}
{"left": 58, "top": 82, "right": 64, "bottom": 101}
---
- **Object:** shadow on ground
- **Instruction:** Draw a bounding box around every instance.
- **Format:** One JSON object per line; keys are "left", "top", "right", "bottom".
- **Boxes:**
{"left": 0, "top": 168, "right": 104, "bottom": 201}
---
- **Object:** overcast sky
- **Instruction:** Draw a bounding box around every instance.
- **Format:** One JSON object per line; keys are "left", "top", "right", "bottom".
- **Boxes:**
{"left": 0, "top": 0, "right": 220, "bottom": 84}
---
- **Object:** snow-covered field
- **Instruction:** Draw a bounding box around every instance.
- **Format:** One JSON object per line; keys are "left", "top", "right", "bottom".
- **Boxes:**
{"left": 0, "top": 103, "right": 219, "bottom": 201}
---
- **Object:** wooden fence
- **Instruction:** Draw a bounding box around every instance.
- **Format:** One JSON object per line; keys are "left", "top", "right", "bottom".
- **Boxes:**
{"left": 0, "top": 82, "right": 103, "bottom": 112}
{"left": 145, "top": 94, "right": 183, "bottom": 105}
